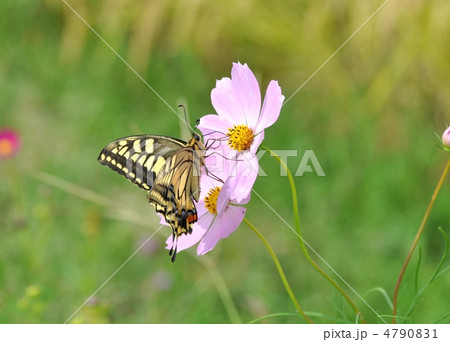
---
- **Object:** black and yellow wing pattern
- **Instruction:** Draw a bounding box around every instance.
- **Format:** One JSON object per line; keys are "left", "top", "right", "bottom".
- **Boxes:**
{"left": 98, "top": 133, "right": 205, "bottom": 261}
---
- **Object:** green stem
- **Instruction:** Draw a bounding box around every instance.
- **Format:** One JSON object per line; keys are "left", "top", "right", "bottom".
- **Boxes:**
{"left": 244, "top": 218, "right": 314, "bottom": 324}
{"left": 392, "top": 157, "right": 450, "bottom": 323}
{"left": 262, "top": 146, "right": 365, "bottom": 323}
{"left": 199, "top": 257, "right": 243, "bottom": 324}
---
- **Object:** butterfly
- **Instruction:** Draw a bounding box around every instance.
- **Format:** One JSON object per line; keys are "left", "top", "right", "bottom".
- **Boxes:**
{"left": 98, "top": 133, "right": 205, "bottom": 261}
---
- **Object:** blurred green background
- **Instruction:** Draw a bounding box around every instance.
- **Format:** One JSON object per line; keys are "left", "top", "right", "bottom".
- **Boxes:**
{"left": 1, "top": 0, "right": 449, "bottom": 323}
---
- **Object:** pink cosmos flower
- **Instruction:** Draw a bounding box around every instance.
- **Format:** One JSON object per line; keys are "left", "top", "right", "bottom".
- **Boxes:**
{"left": 199, "top": 62, "right": 284, "bottom": 156}
{"left": 198, "top": 62, "right": 284, "bottom": 203}
{"left": 442, "top": 126, "right": 450, "bottom": 149}
{"left": 0, "top": 128, "right": 20, "bottom": 159}
{"left": 163, "top": 62, "right": 284, "bottom": 257}
{"left": 165, "top": 152, "right": 258, "bottom": 256}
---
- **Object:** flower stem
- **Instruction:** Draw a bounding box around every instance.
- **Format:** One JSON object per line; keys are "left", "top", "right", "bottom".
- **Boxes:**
{"left": 199, "top": 257, "right": 243, "bottom": 324}
{"left": 262, "top": 146, "right": 366, "bottom": 323}
{"left": 244, "top": 218, "right": 314, "bottom": 323}
{"left": 392, "top": 157, "right": 450, "bottom": 323}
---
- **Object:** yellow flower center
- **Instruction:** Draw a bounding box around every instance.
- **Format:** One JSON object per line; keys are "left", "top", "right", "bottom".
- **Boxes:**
{"left": 204, "top": 186, "right": 221, "bottom": 214}
{"left": 0, "top": 139, "right": 13, "bottom": 156}
{"left": 226, "top": 124, "right": 254, "bottom": 152}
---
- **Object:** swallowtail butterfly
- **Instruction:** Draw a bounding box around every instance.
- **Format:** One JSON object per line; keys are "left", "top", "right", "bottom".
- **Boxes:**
{"left": 98, "top": 133, "right": 205, "bottom": 261}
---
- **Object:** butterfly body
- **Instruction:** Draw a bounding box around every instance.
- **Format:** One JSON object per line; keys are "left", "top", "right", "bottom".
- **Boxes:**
{"left": 98, "top": 133, "right": 205, "bottom": 260}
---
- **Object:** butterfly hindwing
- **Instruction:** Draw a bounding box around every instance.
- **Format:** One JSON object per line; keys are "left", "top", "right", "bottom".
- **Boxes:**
{"left": 147, "top": 140, "right": 202, "bottom": 236}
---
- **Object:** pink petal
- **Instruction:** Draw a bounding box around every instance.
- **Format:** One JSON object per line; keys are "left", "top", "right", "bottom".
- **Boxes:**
{"left": 230, "top": 62, "right": 262, "bottom": 127}
{"left": 197, "top": 205, "right": 246, "bottom": 255}
{"left": 216, "top": 182, "right": 230, "bottom": 214}
{"left": 250, "top": 129, "right": 264, "bottom": 155}
{"left": 442, "top": 126, "right": 450, "bottom": 147}
{"left": 220, "top": 206, "right": 246, "bottom": 239}
{"left": 157, "top": 213, "right": 169, "bottom": 226}
{"left": 200, "top": 163, "right": 234, "bottom": 216}
{"left": 256, "top": 80, "right": 284, "bottom": 130}
{"left": 211, "top": 77, "right": 247, "bottom": 124}
{"left": 198, "top": 114, "right": 231, "bottom": 142}
{"left": 226, "top": 156, "right": 257, "bottom": 204}
{"left": 165, "top": 206, "right": 213, "bottom": 253}
{"left": 202, "top": 145, "right": 237, "bottom": 188}
{"left": 200, "top": 164, "right": 221, "bottom": 190}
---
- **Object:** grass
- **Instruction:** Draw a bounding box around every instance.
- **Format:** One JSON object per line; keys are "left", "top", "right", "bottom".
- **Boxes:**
{"left": 0, "top": 0, "right": 449, "bottom": 323}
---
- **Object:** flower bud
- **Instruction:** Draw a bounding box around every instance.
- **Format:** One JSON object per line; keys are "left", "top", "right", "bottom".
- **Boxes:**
{"left": 442, "top": 126, "right": 450, "bottom": 149}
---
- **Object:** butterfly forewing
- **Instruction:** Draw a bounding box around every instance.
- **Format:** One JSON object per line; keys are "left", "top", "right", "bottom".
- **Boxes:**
{"left": 98, "top": 135, "right": 186, "bottom": 191}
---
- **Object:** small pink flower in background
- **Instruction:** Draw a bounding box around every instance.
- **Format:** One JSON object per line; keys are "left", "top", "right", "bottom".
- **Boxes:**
{"left": 199, "top": 62, "right": 284, "bottom": 156}
{"left": 442, "top": 126, "right": 450, "bottom": 149}
{"left": 151, "top": 270, "right": 173, "bottom": 291}
{"left": 136, "top": 235, "right": 160, "bottom": 257}
{"left": 0, "top": 128, "right": 20, "bottom": 159}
